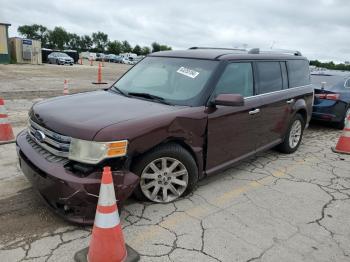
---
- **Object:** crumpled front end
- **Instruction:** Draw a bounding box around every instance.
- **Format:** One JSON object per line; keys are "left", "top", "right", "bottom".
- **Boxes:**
{"left": 16, "top": 130, "right": 139, "bottom": 225}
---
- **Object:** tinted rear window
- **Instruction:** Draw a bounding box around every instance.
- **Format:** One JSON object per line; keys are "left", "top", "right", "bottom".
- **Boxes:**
{"left": 256, "top": 62, "right": 283, "bottom": 94}
{"left": 287, "top": 60, "right": 310, "bottom": 87}
{"left": 214, "top": 62, "right": 253, "bottom": 97}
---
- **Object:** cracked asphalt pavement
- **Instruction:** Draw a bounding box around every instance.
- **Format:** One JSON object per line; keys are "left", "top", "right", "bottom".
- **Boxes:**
{"left": 1, "top": 122, "right": 349, "bottom": 260}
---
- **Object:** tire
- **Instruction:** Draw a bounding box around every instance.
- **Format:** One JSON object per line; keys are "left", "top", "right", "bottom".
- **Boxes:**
{"left": 277, "top": 113, "right": 305, "bottom": 154}
{"left": 335, "top": 106, "right": 350, "bottom": 130}
{"left": 131, "top": 143, "right": 198, "bottom": 203}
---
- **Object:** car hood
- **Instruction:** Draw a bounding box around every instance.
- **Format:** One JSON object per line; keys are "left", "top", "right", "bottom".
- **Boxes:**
{"left": 30, "top": 90, "right": 185, "bottom": 140}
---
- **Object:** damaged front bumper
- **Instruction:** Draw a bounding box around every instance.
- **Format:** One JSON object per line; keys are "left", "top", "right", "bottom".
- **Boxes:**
{"left": 16, "top": 130, "right": 139, "bottom": 225}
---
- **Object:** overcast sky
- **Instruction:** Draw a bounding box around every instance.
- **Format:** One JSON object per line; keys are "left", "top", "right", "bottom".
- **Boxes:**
{"left": 1, "top": 0, "right": 349, "bottom": 62}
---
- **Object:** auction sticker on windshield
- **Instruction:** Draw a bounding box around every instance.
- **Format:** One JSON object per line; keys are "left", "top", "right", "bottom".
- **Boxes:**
{"left": 177, "top": 67, "right": 200, "bottom": 79}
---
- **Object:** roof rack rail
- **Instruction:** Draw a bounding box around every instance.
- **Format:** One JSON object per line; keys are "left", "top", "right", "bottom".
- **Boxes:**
{"left": 189, "top": 47, "right": 246, "bottom": 51}
{"left": 248, "top": 48, "right": 302, "bottom": 56}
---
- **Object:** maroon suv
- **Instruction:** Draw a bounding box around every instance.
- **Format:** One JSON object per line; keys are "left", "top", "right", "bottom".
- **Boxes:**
{"left": 16, "top": 47, "right": 313, "bottom": 224}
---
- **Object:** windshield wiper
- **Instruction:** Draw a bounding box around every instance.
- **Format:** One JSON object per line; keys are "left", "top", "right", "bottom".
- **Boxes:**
{"left": 111, "top": 86, "right": 128, "bottom": 97}
{"left": 127, "top": 92, "right": 171, "bottom": 105}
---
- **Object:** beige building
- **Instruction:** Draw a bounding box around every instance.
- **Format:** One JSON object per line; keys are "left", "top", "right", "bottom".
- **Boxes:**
{"left": 0, "top": 23, "right": 11, "bottom": 64}
{"left": 10, "top": 37, "right": 42, "bottom": 64}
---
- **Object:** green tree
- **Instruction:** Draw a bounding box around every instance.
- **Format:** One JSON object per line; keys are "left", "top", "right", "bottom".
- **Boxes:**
{"left": 17, "top": 24, "right": 49, "bottom": 46}
{"left": 67, "top": 33, "right": 80, "bottom": 50}
{"left": 132, "top": 45, "right": 142, "bottom": 55}
{"left": 107, "top": 40, "right": 123, "bottom": 54}
{"left": 92, "top": 31, "right": 108, "bottom": 52}
{"left": 309, "top": 60, "right": 350, "bottom": 71}
{"left": 121, "top": 40, "right": 132, "bottom": 53}
{"left": 151, "top": 42, "right": 172, "bottom": 52}
{"left": 151, "top": 42, "right": 161, "bottom": 52}
{"left": 160, "top": 44, "right": 172, "bottom": 51}
{"left": 141, "top": 46, "right": 151, "bottom": 55}
{"left": 79, "top": 35, "right": 93, "bottom": 51}
{"left": 47, "top": 27, "right": 70, "bottom": 49}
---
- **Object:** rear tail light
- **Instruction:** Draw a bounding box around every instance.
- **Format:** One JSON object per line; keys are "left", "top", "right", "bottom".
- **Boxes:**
{"left": 315, "top": 93, "right": 340, "bottom": 100}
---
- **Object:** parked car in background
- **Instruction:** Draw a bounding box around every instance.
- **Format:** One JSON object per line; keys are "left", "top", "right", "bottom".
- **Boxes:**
{"left": 122, "top": 57, "right": 133, "bottom": 65}
{"left": 105, "top": 54, "right": 122, "bottom": 63}
{"left": 129, "top": 56, "right": 144, "bottom": 65}
{"left": 96, "top": 53, "right": 107, "bottom": 61}
{"left": 114, "top": 55, "right": 123, "bottom": 63}
{"left": 47, "top": 52, "right": 74, "bottom": 65}
{"left": 17, "top": 47, "right": 313, "bottom": 224}
{"left": 312, "top": 71, "right": 350, "bottom": 129}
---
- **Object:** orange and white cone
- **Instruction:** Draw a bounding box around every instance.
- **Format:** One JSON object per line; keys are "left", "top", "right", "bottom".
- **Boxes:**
{"left": 92, "top": 62, "right": 107, "bottom": 84}
{"left": 63, "top": 80, "right": 69, "bottom": 95}
{"left": 74, "top": 167, "right": 139, "bottom": 262}
{"left": 0, "top": 98, "right": 15, "bottom": 144}
{"left": 88, "top": 166, "right": 127, "bottom": 262}
{"left": 332, "top": 115, "right": 350, "bottom": 154}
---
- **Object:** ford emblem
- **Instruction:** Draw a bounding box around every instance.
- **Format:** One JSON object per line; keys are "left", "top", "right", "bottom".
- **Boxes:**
{"left": 34, "top": 130, "right": 46, "bottom": 142}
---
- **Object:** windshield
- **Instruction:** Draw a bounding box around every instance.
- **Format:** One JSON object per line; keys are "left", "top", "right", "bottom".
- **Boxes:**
{"left": 112, "top": 57, "right": 218, "bottom": 106}
{"left": 57, "top": 53, "right": 69, "bottom": 58}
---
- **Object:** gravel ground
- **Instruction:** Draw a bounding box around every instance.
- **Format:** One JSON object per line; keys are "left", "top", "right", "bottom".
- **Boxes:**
{"left": 0, "top": 62, "right": 130, "bottom": 99}
{"left": 0, "top": 123, "right": 349, "bottom": 262}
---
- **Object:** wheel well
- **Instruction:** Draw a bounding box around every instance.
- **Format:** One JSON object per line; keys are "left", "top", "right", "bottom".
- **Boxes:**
{"left": 296, "top": 109, "right": 307, "bottom": 124}
{"left": 130, "top": 139, "right": 199, "bottom": 170}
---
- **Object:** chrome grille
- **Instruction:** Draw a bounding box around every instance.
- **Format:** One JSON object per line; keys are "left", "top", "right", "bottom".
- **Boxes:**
{"left": 26, "top": 134, "right": 69, "bottom": 164}
{"left": 28, "top": 119, "right": 71, "bottom": 158}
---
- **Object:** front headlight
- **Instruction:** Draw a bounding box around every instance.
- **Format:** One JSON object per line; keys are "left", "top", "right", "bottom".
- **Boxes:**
{"left": 68, "top": 138, "right": 128, "bottom": 164}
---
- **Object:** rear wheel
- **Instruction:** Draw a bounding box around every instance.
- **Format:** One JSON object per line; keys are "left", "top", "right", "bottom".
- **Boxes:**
{"left": 132, "top": 143, "right": 198, "bottom": 203}
{"left": 277, "top": 114, "right": 305, "bottom": 154}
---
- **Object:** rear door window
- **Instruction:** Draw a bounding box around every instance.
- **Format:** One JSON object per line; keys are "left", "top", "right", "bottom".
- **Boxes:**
{"left": 256, "top": 62, "right": 283, "bottom": 94}
{"left": 287, "top": 60, "right": 310, "bottom": 88}
{"left": 214, "top": 62, "right": 254, "bottom": 97}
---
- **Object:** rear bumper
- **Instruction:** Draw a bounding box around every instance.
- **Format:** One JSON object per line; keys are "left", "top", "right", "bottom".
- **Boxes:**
{"left": 312, "top": 101, "right": 347, "bottom": 123}
{"left": 16, "top": 130, "right": 139, "bottom": 225}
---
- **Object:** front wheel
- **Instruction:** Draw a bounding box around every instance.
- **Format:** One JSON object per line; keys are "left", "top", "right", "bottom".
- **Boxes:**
{"left": 277, "top": 114, "right": 305, "bottom": 154}
{"left": 132, "top": 143, "right": 198, "bottom": 203}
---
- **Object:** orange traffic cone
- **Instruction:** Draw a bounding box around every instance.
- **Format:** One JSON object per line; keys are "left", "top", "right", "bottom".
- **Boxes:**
{"left": 0, "top": 98, "right": 15, "bottom": 144}
{"left": 63, "top": 80, "right": 69, "bottom": 95}
{"left": 74, "top": 166, "right": 140, "bottom": 262}
{"left": 92, "top": 62, "right": 107, "bottom": 84}
{"left": 332, "top": 115, "right": 350, "bottom": 154}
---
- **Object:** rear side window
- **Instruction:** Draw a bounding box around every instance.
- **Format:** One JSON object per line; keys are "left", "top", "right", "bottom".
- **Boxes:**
{"left": 287, "top": 60, "right": 310, "bottom": 88}
{"left": 214, "top": 62, "right": 253, "bottom": 97}
{"left": 256, "top": 62, "right": 283, "bottom": 94}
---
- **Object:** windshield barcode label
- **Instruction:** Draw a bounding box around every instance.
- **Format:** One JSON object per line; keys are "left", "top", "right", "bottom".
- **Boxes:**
{"left": 177, "top": 67, "right": 199, "bottom": 79}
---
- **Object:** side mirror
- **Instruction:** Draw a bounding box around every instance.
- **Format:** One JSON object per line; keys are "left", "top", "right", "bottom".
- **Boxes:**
{"left": 214, "top": 94, "right": 244, "bottom": 107}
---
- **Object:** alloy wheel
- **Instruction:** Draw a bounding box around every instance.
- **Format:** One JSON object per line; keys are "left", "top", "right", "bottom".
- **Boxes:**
{"left": 289, "top": 120, "right": 302, "bottom": 148}
{"left": 140, "top": 157, "right": 189, "bottom": 203}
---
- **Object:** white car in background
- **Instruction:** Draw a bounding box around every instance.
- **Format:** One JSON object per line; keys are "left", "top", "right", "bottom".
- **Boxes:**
{"left": 47, "top": 52, "right": 74, "bottom": 65}
{"left": 122, "top": 57, "right": 133, "bottom": 65}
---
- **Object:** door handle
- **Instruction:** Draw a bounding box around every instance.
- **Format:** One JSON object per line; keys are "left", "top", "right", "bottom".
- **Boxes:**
{"left": 286, "top": 99, "right": 295, "bottom": 104}
{"left": 249, "top": 109, "right": 260, "bottom": 115}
